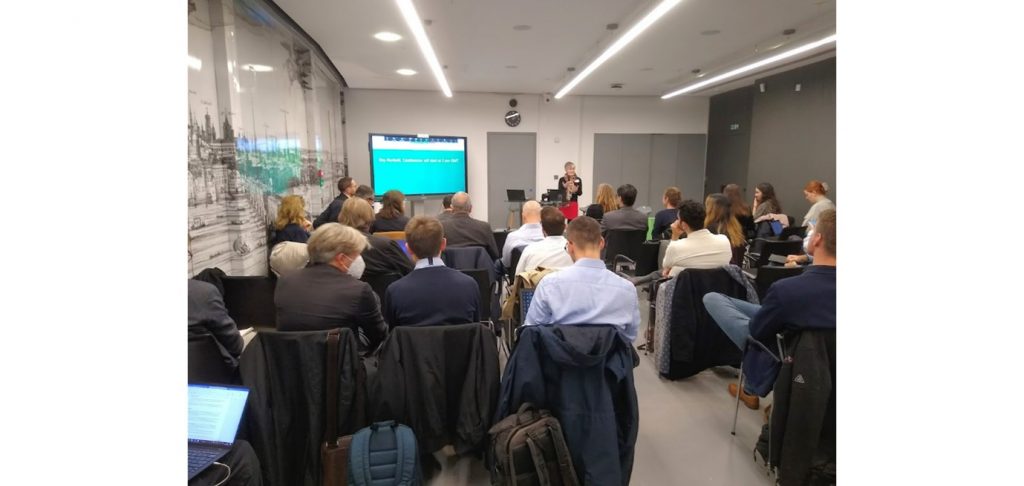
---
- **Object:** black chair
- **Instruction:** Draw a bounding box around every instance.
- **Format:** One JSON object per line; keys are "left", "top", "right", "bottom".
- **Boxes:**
{"left": 603, "top": 229, "right": 647, "bottom": 271}
{"left": 221, "top": 276, "right": 277, "bottom": 329}
{"left": 364, "top": 272, "right": 403, "bottom": 306}
{"left": 754, "top": 265, "right": 805, "bottom": 300}
{"left": 493, "top": 230, "right": 509, "bottom": 256}
{"left": 509, "top": 245, "right": 526, "bottom": 277}
{"left": 662, "top": 267, "right": 747, "bottom": 379}
{"left": 746, "top": 239, "right": 804, "bottom": 269}
{"left": 779, "top": 225, "right": 808, "bottom": 240}
{"left": 633, "top": 240, "right": 662, "bottom": 277}
{"left": 460, "top": 268, "right": 493, "bottom": 323}
{"left": 188, "top": 333, "right": 235, "bottom": 384}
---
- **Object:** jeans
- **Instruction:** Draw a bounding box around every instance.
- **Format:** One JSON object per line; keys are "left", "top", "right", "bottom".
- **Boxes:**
{"left": 702, "top": 292, "right": 762, "bottom": 351}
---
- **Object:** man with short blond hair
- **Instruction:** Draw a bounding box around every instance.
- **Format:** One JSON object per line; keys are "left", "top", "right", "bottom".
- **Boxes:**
{"left": 383, "top": 216, "right": 481, "bottom": 327}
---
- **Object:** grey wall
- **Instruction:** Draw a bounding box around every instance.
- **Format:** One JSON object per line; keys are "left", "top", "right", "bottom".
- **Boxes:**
{"left": 487, "top": 132, "right": 537, "bottom": 228}
{"left": 705, "top": 57, "right": 836, "bottom": 220}
{"left": 593, "top": 134, "right": 707, "bottom": 211}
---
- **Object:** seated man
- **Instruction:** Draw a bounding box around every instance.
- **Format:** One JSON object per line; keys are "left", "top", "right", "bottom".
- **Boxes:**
{"left": 515, "top": 206, "right": 574, "bottom": 274}
{"left": 600, "top": 184, "right": 648, "bottom": 233}
{"left": 440, "top": 192, "right": 499, "bottom": 259}
{"left": 703, "top": 209, "right": 837, "bottom": 407}
{"left": 313, "top": 176, "right": 357, "bottom": 228}
{"left": 188, "top": 279, "right": 243, "bottom": 367}
{"left": 438, "top": 194, "right": 454, "bottom": 221}
{"left": 661, "top": 200, "right": 732, "bottom": 277}
{"left": 384, "top": 216, "right": 481, "bottom": 327}
{"left": 501, "top": 200, "right": 544, "bottom": 269}
{"left": 274, "top": 223, "right": 388, "bottom": 351}
{"left": 523, "top": 216, "right": 640, "bottom": 344}
{"left": 355, "top": 184, "right": 375, "bottom": 204}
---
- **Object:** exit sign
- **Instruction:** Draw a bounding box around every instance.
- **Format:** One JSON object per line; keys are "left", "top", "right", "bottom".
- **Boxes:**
{"left": 729, "top": 123, "right": 740, "bottom": 131}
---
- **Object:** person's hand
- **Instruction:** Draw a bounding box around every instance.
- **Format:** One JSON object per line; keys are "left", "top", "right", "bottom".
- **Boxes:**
{"left": 670, "top": 220, "right": 684, "bottom": 240}
{"left": 752, "top": 197, "right": 758, "bottom": 211}
{"left": 785, "top": 254, "right": 808, "bottom": 264}
{"left": 301, "top": 218, "right": 313, "bottom": 232}
{"left": 784, "top": 261, "right": 798, "bottom": 268}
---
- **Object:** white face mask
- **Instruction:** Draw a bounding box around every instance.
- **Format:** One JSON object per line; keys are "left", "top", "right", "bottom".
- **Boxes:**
{"left": 346, "top": 255, "right": 366, "bottom": 280}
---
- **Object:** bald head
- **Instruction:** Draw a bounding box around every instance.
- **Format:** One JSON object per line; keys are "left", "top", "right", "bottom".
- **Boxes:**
{"left": 451, "top": 192, "right": 472, "bottom": 213}
{"left": 522, "top": 200, "right": 542, "bottom": 223}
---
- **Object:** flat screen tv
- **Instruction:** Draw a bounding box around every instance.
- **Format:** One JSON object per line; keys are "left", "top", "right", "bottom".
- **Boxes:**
{"left": 369, "top": 134, "right": 467, "bottom": 197}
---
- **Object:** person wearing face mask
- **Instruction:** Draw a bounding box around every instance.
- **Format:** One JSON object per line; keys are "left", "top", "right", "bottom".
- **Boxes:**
{"left": 522, "top": 216, "right": 641, "bottom": 344}
{"left": 382, "top": 216, "right": 480, "bottom": 327}
{"left": 273, "top": 222, "right": 388, "bottom": 351}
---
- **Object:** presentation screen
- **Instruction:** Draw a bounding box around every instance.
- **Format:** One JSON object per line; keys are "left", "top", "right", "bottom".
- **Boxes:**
{"left": 369, "top": 134, "right": 468, "bottom": 197}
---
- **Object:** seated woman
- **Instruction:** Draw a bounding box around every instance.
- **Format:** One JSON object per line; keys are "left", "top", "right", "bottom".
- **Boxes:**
{"left": 704, "top": 193, "right": 747, "bottom": 266}
{"left": 651, "top": 187, "right": 682, "bottom": 240}
{"left": 724, "top": 183, "right": 754, "bottom": 238}
{"left": 584, "top": 183, "right": 619, "bottom": 221}
{"left": 270, "top": 195, "right": 312, "bottom": 247}
{"left": 752, "top": 182, "right": 782, "bottom": 223}
{"left": 273, "top": 223, "right": 389, "bottom": 351}
{"left": 801, "top": 180, "right": 835, "bottom": 226}
{"left": 370, "top": 190, "right": 410, "bottom": 233}
{"left": 339, "top": 198, "right": 414, "bottom": 281}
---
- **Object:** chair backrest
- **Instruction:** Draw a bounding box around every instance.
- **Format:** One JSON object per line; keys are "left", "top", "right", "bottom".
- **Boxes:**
{"left": 754, "top": 265, "right": 805, "bottom": 300}
{"left": 221, "top": 276, "right": 277, "bottom": 329}
{"left": 441, "top": 247, "right": 494, "bottom": 281}
{"left": 634, "top": 240, "right": 662, "bottom": 276}
{"left": 374, "top": 231, "right": 407, "bottom": 241}
{"left": 363, "top": 272, "right": 403, "bottom": 305}
{"left": 509, "top": 245, "right": 526, "bottom": 276}
{"left": 603, "top": 229, "right": 647, "bottom": 266}
{"left": 750, "top": 239, "right": 804, "bottom": 268}
{"left": 779, "top": 225, "right": 808, "bottom": 240}
{"left": 189, "top": 333, "right": 235, "bottom": 384}
{"left": 493, "top": 230, "right": 509, "bottom": 255}
{"left": 460, "top": 268, "right": 492, "bottom": 322}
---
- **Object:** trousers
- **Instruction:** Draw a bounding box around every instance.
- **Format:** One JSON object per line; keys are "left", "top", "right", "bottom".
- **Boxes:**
{"left": 702, "top": 292, "right": 762, "bottom": 351}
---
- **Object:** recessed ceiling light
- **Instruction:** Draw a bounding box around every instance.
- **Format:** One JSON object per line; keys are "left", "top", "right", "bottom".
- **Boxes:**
{"left": 606, "top": 23, "right": 619, "bottom": 30}
{"left": 700, "top": 29, "right": 721, "bottom": 36}
{"left": 513, "top": 24, "right": 532, "bottom": 31}
{"left": 374, "top": 31, "right": 403, "bottom": 42}
{"left": 242, "top": 64, "right": 273, "bottom": 72}
{"left": 396, "top": 0, "right": 452, "bottom": 97}
{"left": 691, "top": 68, "right": 701, "bottom": 74}
{"left": 661, "top": 33, "right": 836, "bottom": 99}
{"left": 783, "top": 28, "right": 796, "bottom": 36}
{"left": 396, "top": 68, "right": 417, "bottom": 76}
{"left": 555, "top": 0, "right": 683, "bottom": 99}
{"left": 567, "top": 67, "right": 576, "bottom": 72}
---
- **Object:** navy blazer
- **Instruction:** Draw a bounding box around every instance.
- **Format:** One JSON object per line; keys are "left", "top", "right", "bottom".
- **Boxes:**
{"left": 383, "top": 265, "right": 481, "bottom": 327}
{"left": 750, "top": 265, "right": 836, "bottom": 342}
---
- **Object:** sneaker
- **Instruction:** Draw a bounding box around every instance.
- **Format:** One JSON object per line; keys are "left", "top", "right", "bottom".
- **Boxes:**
{"left": 728, "top": 383, "right": 760, "bottom": 410}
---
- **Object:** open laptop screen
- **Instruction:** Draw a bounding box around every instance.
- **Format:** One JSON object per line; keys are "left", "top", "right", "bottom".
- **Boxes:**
{"left": 188, "top": 384, "right": 249, "bottom": 445}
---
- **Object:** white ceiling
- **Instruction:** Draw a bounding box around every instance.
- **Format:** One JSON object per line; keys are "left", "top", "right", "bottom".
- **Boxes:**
{"left": 274, "top": 0, "right": 836, "bottom": 97}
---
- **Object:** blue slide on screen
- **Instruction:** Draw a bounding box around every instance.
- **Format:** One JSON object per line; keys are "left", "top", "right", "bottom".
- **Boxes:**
{"left": 370, "top": 134, "right": 467, "bottom": 196}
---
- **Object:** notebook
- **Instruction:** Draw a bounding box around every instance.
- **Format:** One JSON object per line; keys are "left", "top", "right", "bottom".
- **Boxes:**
{"left": 188, "top": 384, "right": 250, "bottom": 480}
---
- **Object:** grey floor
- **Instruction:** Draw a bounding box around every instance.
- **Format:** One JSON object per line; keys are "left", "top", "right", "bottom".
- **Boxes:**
{"left": 428, "top": 291, "right": 775, "bottom": 485}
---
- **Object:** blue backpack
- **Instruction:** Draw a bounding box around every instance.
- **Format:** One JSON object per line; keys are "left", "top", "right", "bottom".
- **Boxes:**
{"left": 348, "top": 421, "right": 422, "bottom": 486}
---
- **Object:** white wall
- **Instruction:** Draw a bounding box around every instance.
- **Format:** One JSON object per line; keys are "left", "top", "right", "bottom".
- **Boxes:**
{"left": 344, "top": 89, "right": 709, "bottom": 218}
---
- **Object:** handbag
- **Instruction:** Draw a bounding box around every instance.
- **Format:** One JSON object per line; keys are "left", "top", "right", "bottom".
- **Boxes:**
{"left": 322, "top": 330, "right": 353, "bottom": 486}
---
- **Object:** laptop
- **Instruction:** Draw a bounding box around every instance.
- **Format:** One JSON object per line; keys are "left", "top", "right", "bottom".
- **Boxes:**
{"left": 506, "top": 189, "right": 527, "bottom": 202}
{"left": 188, "top": 384, "right": 250, "bottom": 480}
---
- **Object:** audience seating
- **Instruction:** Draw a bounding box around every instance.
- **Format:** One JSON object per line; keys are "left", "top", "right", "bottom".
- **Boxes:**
{"left": 188, "top": 333, "right": 236, "bottom": 385}
{"left": 239, "top": 328, "right": 366, "bottom": 486}
{"left": 654, "top": 267, "right": 747, "bottom": 379}
{"left": 508, "top": 245, "right": 525, "bottom": 280}
{"left": 633, "top": 240, "right": 664, "bottom": 277}
{"left": 745, "top": 239, "right": 804, "bottom": 269}
{"left": 370, "top": 323, "right": 500, "bottom": 456}
{"left": 493, "top": 230, "right": 508, "bottom": 256}
{"left": 459, "top": 268, "right": 493, "bottom": 323}
{"left": 603, "top": 229, "right": 647, "bottom": 269}
{"left": 364, "top": 272, "right": 403, "bottom": 309}
{"left": 374, "top": 231, "right": 407, "bottom": 241}
{"left": 221, "top": 276, "right": 277, "bottom": 329}
{"left": 753, "top": 265, "right": 805, "bottom": 300}
{"left": 441, "top": 246, "right": 500, "bottom": 320}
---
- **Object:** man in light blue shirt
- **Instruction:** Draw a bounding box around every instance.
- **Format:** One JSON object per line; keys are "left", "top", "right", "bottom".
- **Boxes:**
{"left": 501, "top": 200, "right": 544, "bottom": 268}
{"left": 523, "top": 216, "right": 641, "bottom": 343}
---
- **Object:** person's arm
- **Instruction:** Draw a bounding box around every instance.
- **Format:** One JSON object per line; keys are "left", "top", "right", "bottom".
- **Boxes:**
{"left": 486, "top": 229, "right": 500, "bottom": 261}
{"left": 523, "top": 280, "right": 552, "bottom": 326}
{"left": 382, "top": 286, "right": 397, "bottom": 329}
{"left": 501, "top": 233, "right": 516, "bottom": 267}
{"left": 661, "top": 241, "right": 680, "bottom": 276}
{"left": 202, "top": 289, "right": 243, "bottom": 358}
{"left": 748, "top": 285, "right": 790, "bottom": 342}
{"left": 312, "top": 200, "right": 336, "bottom": 229}
{"left": 358, "top": 284, "right": 389, "bottom": 349}
{"left": 386, "top": 240, "right": 413, "bottom": 275}
{"left": 470, "top": 281, "right": 482, "bottom": 322}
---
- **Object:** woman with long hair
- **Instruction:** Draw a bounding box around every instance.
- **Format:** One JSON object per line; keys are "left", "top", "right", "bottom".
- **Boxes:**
{"left": 370, "top": 189, "right": 410, "bottom": 233}
{"left": 801, "top": 180, "right": 835, "bottom": 226}
{"left": 585, "top": 183, "right": 619, "bottom": 221}
{"left": 752, "top": 182, "right": 782, "bottom": 222}
{"left": 339, "top": 197, "right": 413, "bottom": 281}
{"left": 271, "top": 195, "right": 311, "bottom": 247}
{"left": 723, "top": 183, "right": 754, "bottom": 237}
{"left": 705, "top": 193, "right": 746, "bottom": 265}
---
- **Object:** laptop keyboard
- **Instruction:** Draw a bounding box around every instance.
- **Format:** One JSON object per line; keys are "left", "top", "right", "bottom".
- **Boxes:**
{"left": 188, "top": 445, "right": 223, "bottom": 475}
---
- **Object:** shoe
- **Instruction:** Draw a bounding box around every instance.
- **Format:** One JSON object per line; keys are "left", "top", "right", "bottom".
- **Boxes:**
{"left": 728, "top": 383, "right": 760, "bottom": 410}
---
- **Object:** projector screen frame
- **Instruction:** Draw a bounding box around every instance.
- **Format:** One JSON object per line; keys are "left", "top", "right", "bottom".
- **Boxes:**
{"left": 368, "top": 133, "right": 469, "bottom": 198}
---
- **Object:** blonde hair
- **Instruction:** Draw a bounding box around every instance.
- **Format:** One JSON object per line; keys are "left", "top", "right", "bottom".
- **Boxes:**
{"left": 307, "top": 223, "right": 367, "bottom": 264}
{"left": 339, "top": 197, "right": 374, "bottom": 232}
{"left": 274, "top": 195, "right": 306, "bottom": 230}
{"left": 595, "top": 183, "right": 618, "bottom": 213}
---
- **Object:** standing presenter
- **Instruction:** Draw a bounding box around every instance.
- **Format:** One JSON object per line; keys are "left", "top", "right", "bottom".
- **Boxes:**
{"left": 558, "top": 161, "right": 582, "bottom": 221}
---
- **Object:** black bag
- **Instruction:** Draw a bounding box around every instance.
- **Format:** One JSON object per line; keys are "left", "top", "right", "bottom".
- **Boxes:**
{"left": 489, "top": 403, "right": 579, "bottom": 486}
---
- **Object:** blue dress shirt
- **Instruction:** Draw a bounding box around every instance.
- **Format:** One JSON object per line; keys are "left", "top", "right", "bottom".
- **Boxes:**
{"left": 523, "top": 258, "right": 640, "bottom": 343}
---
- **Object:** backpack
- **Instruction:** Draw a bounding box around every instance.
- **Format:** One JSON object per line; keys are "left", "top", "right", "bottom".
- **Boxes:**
{"left": 347, "top": 421, "right": 422, "bottom": 486}
{"left": 489, "top": 403, "right": 579, "bottom": 486}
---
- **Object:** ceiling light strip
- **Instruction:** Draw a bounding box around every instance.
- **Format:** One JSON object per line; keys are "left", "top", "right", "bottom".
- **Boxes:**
{"left": 396, "top": 0, "right": 453, "bottom": 97}
{"left": 661, "top": 33, "right": 836, "bottom": 99}
{"left": 555, "top": 0, "right": 683, "bottom": 99}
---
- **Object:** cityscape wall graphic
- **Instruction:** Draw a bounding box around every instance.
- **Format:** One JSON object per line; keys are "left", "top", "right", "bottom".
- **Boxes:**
{"left": 188, "top": 0, "right": 346, "bottom": 277}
